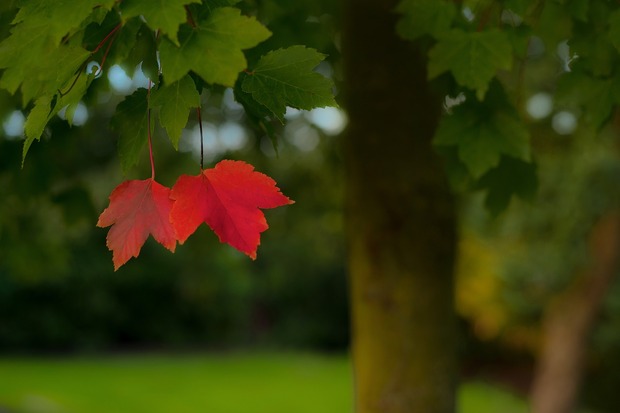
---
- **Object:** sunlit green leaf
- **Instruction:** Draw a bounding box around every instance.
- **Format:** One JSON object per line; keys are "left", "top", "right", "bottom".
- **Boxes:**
{"left": 241, "top": 46, "right": 337, "bottom": 122}
{"left": 0, "top": 21, "right": 51, "bottom": 102}
{"left": 23, "top": 96, "right": 54, "bottom": 164}
{"left": 159, "top": 7, "right": 271, "bottom": 86}
{"left": 120, "top": 0, "right": 199, "bottom": 45}
{"left": 0, "top": 31, "right": 90, "bottom": 105}
{"left": 12, "top": 0, "right": 116, "bottom": 44}
{"left": 22, "top": 72, "right": 95, "bottom": 164}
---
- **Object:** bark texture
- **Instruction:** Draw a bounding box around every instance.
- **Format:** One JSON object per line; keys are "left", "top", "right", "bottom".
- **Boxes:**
{"left": 341, "top": 1, "right": 458, "bottom": 412}
{"left": 530, "top": 211, "right": 620, "bottom": 413}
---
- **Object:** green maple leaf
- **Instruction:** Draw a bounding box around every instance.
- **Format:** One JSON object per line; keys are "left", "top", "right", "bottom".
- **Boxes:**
{"left": 111, "top": 89, "right": 151, "bottom": 173}
{"left": 159, "top": 7, "right": 271, "bottom": 86}
{"left": 477, "top": 157, "right": 538, "bottom": 215}
{"left": 241, "top": 46, "right": 337, "bottom": 122}
{"left": 428, "top": 29, "right": 513, "bottom": 100}
{"left": 0, "top": 28, "right": 51, "bottom": 98}
{"left": 396, "top": 0, "right": 456, "bottom": 41}
{"left": 120, "top": 0, "right": 200, "bottom": 45}
{"left": 0, "top": 18, "right": 48, "bottom": 74}
{"left": 555, "top": 71, "right": 615, "bottom": 128}
{"left": 104, "top": 18, "right": 142, "bottom": 68}
{"left": 23, "top": 72, "right": 95, "bottom": 164}
{"left": 44, "top": 46, "right": 92, "bottom": 91}
{"left": 0, "top": 20, "right": 90, "bottom": 105}
{"left": 12, "top": 0, "right": 116, "bottom": 44}
{"left": 150, "top": 75, "right": 200, "bottom": 149}
{"left": 23, "top": 95, "right": 55, "bottom": 163}
{"left": 1, "top": 0, "right": 112, "bottom": 105}
{"left": 233, "top": 86, "right": 278, "bottom": 149}
{"left": 434, "top": 100, "right": 530, "bottom": 178}
{"left": 126, "top": 23, "right": 160, "bottom": 83}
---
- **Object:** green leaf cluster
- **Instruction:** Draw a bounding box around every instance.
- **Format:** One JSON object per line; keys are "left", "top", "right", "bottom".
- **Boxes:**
{"left": 0, "top": 1, "right": 338, "bottom": 171}
{"left": 395, "top": 0, "right": 530, "bottom": 211}
{"left": 394, "top": 0, "right": 620, "bottom": 213}
{"left": 433, "top": 82, "right": 534, "bottom": 213}
{"left": 396, "top": 1, "right": 513, "bottom": 100}
{"left": 0, "top": 0, "right": 116, "bottom": 102}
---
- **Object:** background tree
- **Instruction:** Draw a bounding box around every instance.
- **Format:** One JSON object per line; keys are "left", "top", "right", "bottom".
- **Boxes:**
{"left": 341, "top": 0, "right": 620, "bottom": 412}
{"left": 342, "top": 1, "right": 457, "bottom": 412}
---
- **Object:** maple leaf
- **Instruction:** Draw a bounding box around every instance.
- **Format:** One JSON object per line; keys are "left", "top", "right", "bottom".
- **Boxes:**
{"left": 0, "top": 0, "right": 113, "bottom": 105}
{"left": 97, "top": 179, "right": 177, "bottom": 270}
{"left": 120, "top": 0, "right": 200, "bottom": 45}
{"left": 241, "top": 46, "right": 337, "bottom": 122}
{"left": 111, "top": 89, "right": 150, "bottom": 173}
{"left": 428, "top": 29, "right": 513, "bottom": 100}
{"left": 433, "top": 85, "right": 530, "bottom": 179}
{"left": 23, "top": 70, "right": 96, "bottom": 164}
{"left": 150, "top": 75, "right": 200, "bottom": 149}
{"left": 396, "top": 0, "right": 456, "bottom": 41}
{"left": 158, "top": 7, "right": 271, "bottom": 86}
{"left": 170, "top": 160, "right": 293, "bottom": 259}
{"left": 12, "top": 0, "right": 117, "bottom": 45}
{"left": 476, "top": 157, "right": 538, "bottom": 216}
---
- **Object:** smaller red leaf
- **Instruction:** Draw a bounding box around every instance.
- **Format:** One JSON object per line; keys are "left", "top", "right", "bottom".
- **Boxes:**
{"left": 97, "top": 178, "right": 176, "bottom": 270}
{"left": 170, "top": 160, "right": 293, "bottom": 259}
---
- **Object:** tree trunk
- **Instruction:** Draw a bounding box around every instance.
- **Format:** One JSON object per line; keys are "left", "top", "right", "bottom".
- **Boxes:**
{"left": 530, "top": 211, "right": 620, "bottom": 413}
{"left": 341, "top": 1, "right": 458, "bottom": 413}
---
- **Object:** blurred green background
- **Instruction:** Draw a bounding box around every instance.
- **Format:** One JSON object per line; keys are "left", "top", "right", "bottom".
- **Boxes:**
{"left": 2, "top": 1, "right": 620, "bottom": 413}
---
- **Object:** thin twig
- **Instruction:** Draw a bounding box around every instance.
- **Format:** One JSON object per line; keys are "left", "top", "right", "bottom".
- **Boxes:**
{"left": 148, "top": 81, "right": 156, "bottom": 179}
{"left": 92, "top": 23, "right": 122, "bottom": 55}
{"left": 59, "top": 22, "right": 122, "bottom": 96}
{"left": 197, "top": 107, "right": 204, "bottom": 170}
{"left": 185, "top": 5, "right": 197, "bottom": 28}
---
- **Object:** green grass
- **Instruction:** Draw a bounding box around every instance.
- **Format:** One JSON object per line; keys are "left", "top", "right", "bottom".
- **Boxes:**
{"left": 0, "top": 352, "right": 530, "bottom": 413}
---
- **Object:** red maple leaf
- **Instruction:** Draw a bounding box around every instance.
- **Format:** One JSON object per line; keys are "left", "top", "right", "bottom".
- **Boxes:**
{"left": 170, "top": 160, "right": 293, "bottom": 259}
{"left": 97, "top": 178, "right": 177, "bottom": 270}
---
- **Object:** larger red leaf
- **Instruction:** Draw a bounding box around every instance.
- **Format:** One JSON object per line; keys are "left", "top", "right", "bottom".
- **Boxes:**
{"left": 170, "top": 160, "right": 293, "bottom": 259}
{"left": 97, "top": 178, "right": 177, "bottom": 270}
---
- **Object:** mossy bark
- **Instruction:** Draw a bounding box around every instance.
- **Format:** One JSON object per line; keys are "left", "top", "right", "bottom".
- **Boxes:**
{"left": 341, "top": 1, "right": 458, "bottom": 412}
